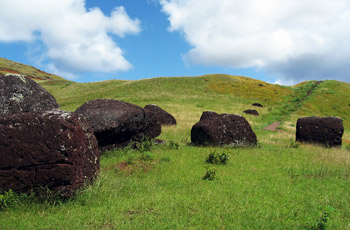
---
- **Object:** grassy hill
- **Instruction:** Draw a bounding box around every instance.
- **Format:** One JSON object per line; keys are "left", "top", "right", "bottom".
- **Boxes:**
{"left": 0, "top": 57, "right": 66, "bottom": 81}
{"left": 1, "top": 59, "right": 350, "bottom": 229}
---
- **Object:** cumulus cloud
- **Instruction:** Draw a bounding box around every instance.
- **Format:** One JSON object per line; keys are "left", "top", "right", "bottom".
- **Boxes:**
{"left": 0, "top": 0, "right": 140, "bottom": 79}
{"left": 160, "top": 0, "right": 350, "bottom": 84}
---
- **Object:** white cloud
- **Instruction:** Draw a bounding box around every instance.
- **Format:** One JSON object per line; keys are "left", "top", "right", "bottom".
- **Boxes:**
{"left": 0, "top": 0, "right": 140, "bottom": 79}
{"left": 160, "top": 0, "right": 350, "bottom": 83}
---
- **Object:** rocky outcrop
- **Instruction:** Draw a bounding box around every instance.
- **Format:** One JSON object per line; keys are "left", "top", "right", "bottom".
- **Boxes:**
{"left": 243, "top": 109, "right": 259, "bottom": 116}
{"left": 144, "top": 104, "right": 176, "bottom": 125}
{"left": 0, "top": 110, "right": 100, "bottom": 198}
{"left": 75, "top": 99, "right": 161, "bottom": 150}
{"left": 296, "top": 117, "right": 344, "bottom": 147}
{"left": 191, "top": 112, "right": 257, "bottom": 146}
{"left": 0, "top": 74, "right": 59, "bottom": 115}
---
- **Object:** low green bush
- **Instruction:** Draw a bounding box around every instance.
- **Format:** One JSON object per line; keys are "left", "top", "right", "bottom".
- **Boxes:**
{"left": 0, "top": 190, "right": 36, "bottom": 210}
{"left": 168, "top": 140, "right": 180, "bottom": 150}
{"left": 310, "top": 206, "right": 335, "bottom": 230}
{"left": 206, "top": 151, "right": 230, "bottom": 165}
{"left": 289, "top": 139, "right": 300, "bottom": 148}
{"left": 203, "top": 167, "right": 216, "bottom": 181}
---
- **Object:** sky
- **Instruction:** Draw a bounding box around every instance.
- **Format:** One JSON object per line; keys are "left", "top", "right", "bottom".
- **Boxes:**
{"left": 0, "top": 0, "right": 350, "bottom": 85}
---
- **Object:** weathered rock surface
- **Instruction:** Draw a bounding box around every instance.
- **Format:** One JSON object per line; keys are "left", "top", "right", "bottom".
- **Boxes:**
{"left": 0, "top": 110, "right": 100, "bottom": 198}
{"left": 243, "top": 109, "right": 259, "bottom": 116}
{"left": 191, "top": 112, "right": 257, "bottom": 146}
{"left": 144, "top": 104, "right": 176, "bottom": 125}
{"left": 296, "top": 117, "right": 344, "bottom": 147}
{"left": 252, "top": 103, "right": 263, "bottom": 108}
{"left": 0, "top": 74, "right": 59, "bottom": 115}
{"left": 200, "top": 111, "right": 218, "bottom": 121}
{"left": 75, "top": 99, "right": 161, "bottom": 150}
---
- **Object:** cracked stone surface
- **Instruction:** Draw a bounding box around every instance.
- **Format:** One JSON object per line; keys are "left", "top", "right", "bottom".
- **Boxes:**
{"left": 0, "top": 110, "right": 100, "bottom": 198}
{"left": 0, "top": 74, "right": 59, "bottom": 115}
{"left": 191, "top": 112, "right": 257, "bottom": 146}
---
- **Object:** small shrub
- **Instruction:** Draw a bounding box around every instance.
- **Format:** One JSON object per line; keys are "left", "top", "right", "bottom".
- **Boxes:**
{"left": 160, "top": 156, "right": 171, "bottom": 162}
{"left": 0, "top": 190, "right": 36, "bottom": 210}
{"left": 203, "top": 167, "right": 216, "bottom": 181}
{"left": 289, "top": 139, "right": 300, "bottom": 148}
{"left": 206, "top": 151, "right": 230, "bottom": 165}
{"left": 168, "top": 140, "right": 179, "bottom": 150}
{"left": 140, "top": 152, "right": 153, "bottom": 161}
{"left": 345, "top": 144, "right": 350, "bottom": 151}
{"left": 0, "top": 190, "right": 18, "bottom": 210}
{"left": 136, "top": 137, "right": 154, "bottom": 152}
{"left": 127, "top": 156, "right": 134, "bottom": 165}
{"left": 310, "top": 206, "right": 334, "bottom": 230}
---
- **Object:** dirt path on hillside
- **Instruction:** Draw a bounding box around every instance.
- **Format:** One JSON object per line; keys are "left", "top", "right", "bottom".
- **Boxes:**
{"left": 263, "top": 122, "right": 281, "bottom": 131}
{"left": 262, "top": 81, "right": 323, "bottom": 132}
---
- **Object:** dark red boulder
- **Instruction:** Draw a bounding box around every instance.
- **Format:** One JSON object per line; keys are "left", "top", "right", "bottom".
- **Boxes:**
{"left": 191, "top": 112, "right": 257, "bottom": 146}
{"left": 252, "top": 103, "right": 263, "bottom": 108}
{"left": 296, "top": 117, "right": 344, "bottom": 147}
{"left": 144, "top": 104, "right": 176, "bottom": 125}
{"left": 75, "top": 99, "right": 161, "bottom": 150}
{"left": 0, "top": 74, "right": 59, "bottom": 115}
{"left": 0, "top": 110, "right": 100, "bottom": 198}
{"left": 243, "top": 109, "right": 259, "bottom": 116}
{"left": 200, "top": 111, "right": 218, "bottom": 121}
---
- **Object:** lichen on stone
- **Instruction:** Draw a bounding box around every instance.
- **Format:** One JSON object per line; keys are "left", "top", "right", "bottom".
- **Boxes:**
{"left": 4, "top": 73, "right": 27, "bottom": 83}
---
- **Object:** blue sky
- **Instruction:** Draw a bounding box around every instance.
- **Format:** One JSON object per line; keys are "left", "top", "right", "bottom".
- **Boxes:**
{"left": 1, "top": 0, "right": 350, "bottom": 85}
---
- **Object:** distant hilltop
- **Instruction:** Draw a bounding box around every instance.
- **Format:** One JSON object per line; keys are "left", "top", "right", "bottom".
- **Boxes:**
{"left": 0, "top": 57, "right": 65, "bottom": 81}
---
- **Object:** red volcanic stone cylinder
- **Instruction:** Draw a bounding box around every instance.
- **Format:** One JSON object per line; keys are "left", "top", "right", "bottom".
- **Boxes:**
{"left": 191, "top": 112, "right": 257, "bottom": 146}
{"left": 296, "top": 117, "right": 344, "bottom": 147}
{"left": 0, "top": 110, "right": 100, "bottom": 198}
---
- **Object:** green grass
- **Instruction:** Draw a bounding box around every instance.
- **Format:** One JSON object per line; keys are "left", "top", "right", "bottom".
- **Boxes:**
{"left": 1, "top": 59, "right": 350, "bottom": 229}
{"left": 2, "top": 143, "right": 350, "bottom": 229}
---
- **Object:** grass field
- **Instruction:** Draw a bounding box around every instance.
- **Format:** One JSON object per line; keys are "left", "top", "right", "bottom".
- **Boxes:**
{"left": 1, "top": 63, "right": 350, "bottom": 229}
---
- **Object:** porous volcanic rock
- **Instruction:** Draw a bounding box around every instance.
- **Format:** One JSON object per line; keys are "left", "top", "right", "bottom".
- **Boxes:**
{"left": 252, "top": 103, "right": 263, "bottom": 108}
{"left": 243, "top": 109, "right": 259, "bottom": 116}
{"left": 75, "top": 99, "right": 161, "bottom": 150}
{"left": 191, "top": 112, "right": 257, "bottom": 146}
{"left": 0, "top": 74, "right": 59, "bottom": 115}
{"left": 296, "top": 117, "right": 344, "bottom": 147}
{"left": 200, "top": 111, "right": 218, "bottom": 121}
{"left": 0, "top": 110, "right": 100, "bottom": 198}
{"left": 144, "top": 104, "right": 176, "bottom": 125}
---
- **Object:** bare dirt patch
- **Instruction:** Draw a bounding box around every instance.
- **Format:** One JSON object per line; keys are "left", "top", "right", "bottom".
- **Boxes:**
{"left": 263, "top": 122, "right": 281, "bottom": 131}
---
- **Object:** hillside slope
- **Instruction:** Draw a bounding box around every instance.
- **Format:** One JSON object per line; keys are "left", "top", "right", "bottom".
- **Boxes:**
{"left": 0, "top": 57, "right": 66, "bottom": 81}
{"left": 1, "top": 57, "right": 349, "bottom": 131}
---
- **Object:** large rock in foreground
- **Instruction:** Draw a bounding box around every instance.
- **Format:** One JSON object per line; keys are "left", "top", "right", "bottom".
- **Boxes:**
{"left": 144, "top": 104, "right": 176, "bottom": 126}
{"left": 191, "top": 112, "right": 257, "bottom": 146}
{"left": 296, "top": 117, "right": 344, "bottom": 147}
{"left": 0, "top": 74, "right": 59, "bottom": 115}
{"left": 0, "top": 110, "right": 100, "bottom": 198}
{"left": 76, "top": 99, "right": 161, "bottom": 150}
